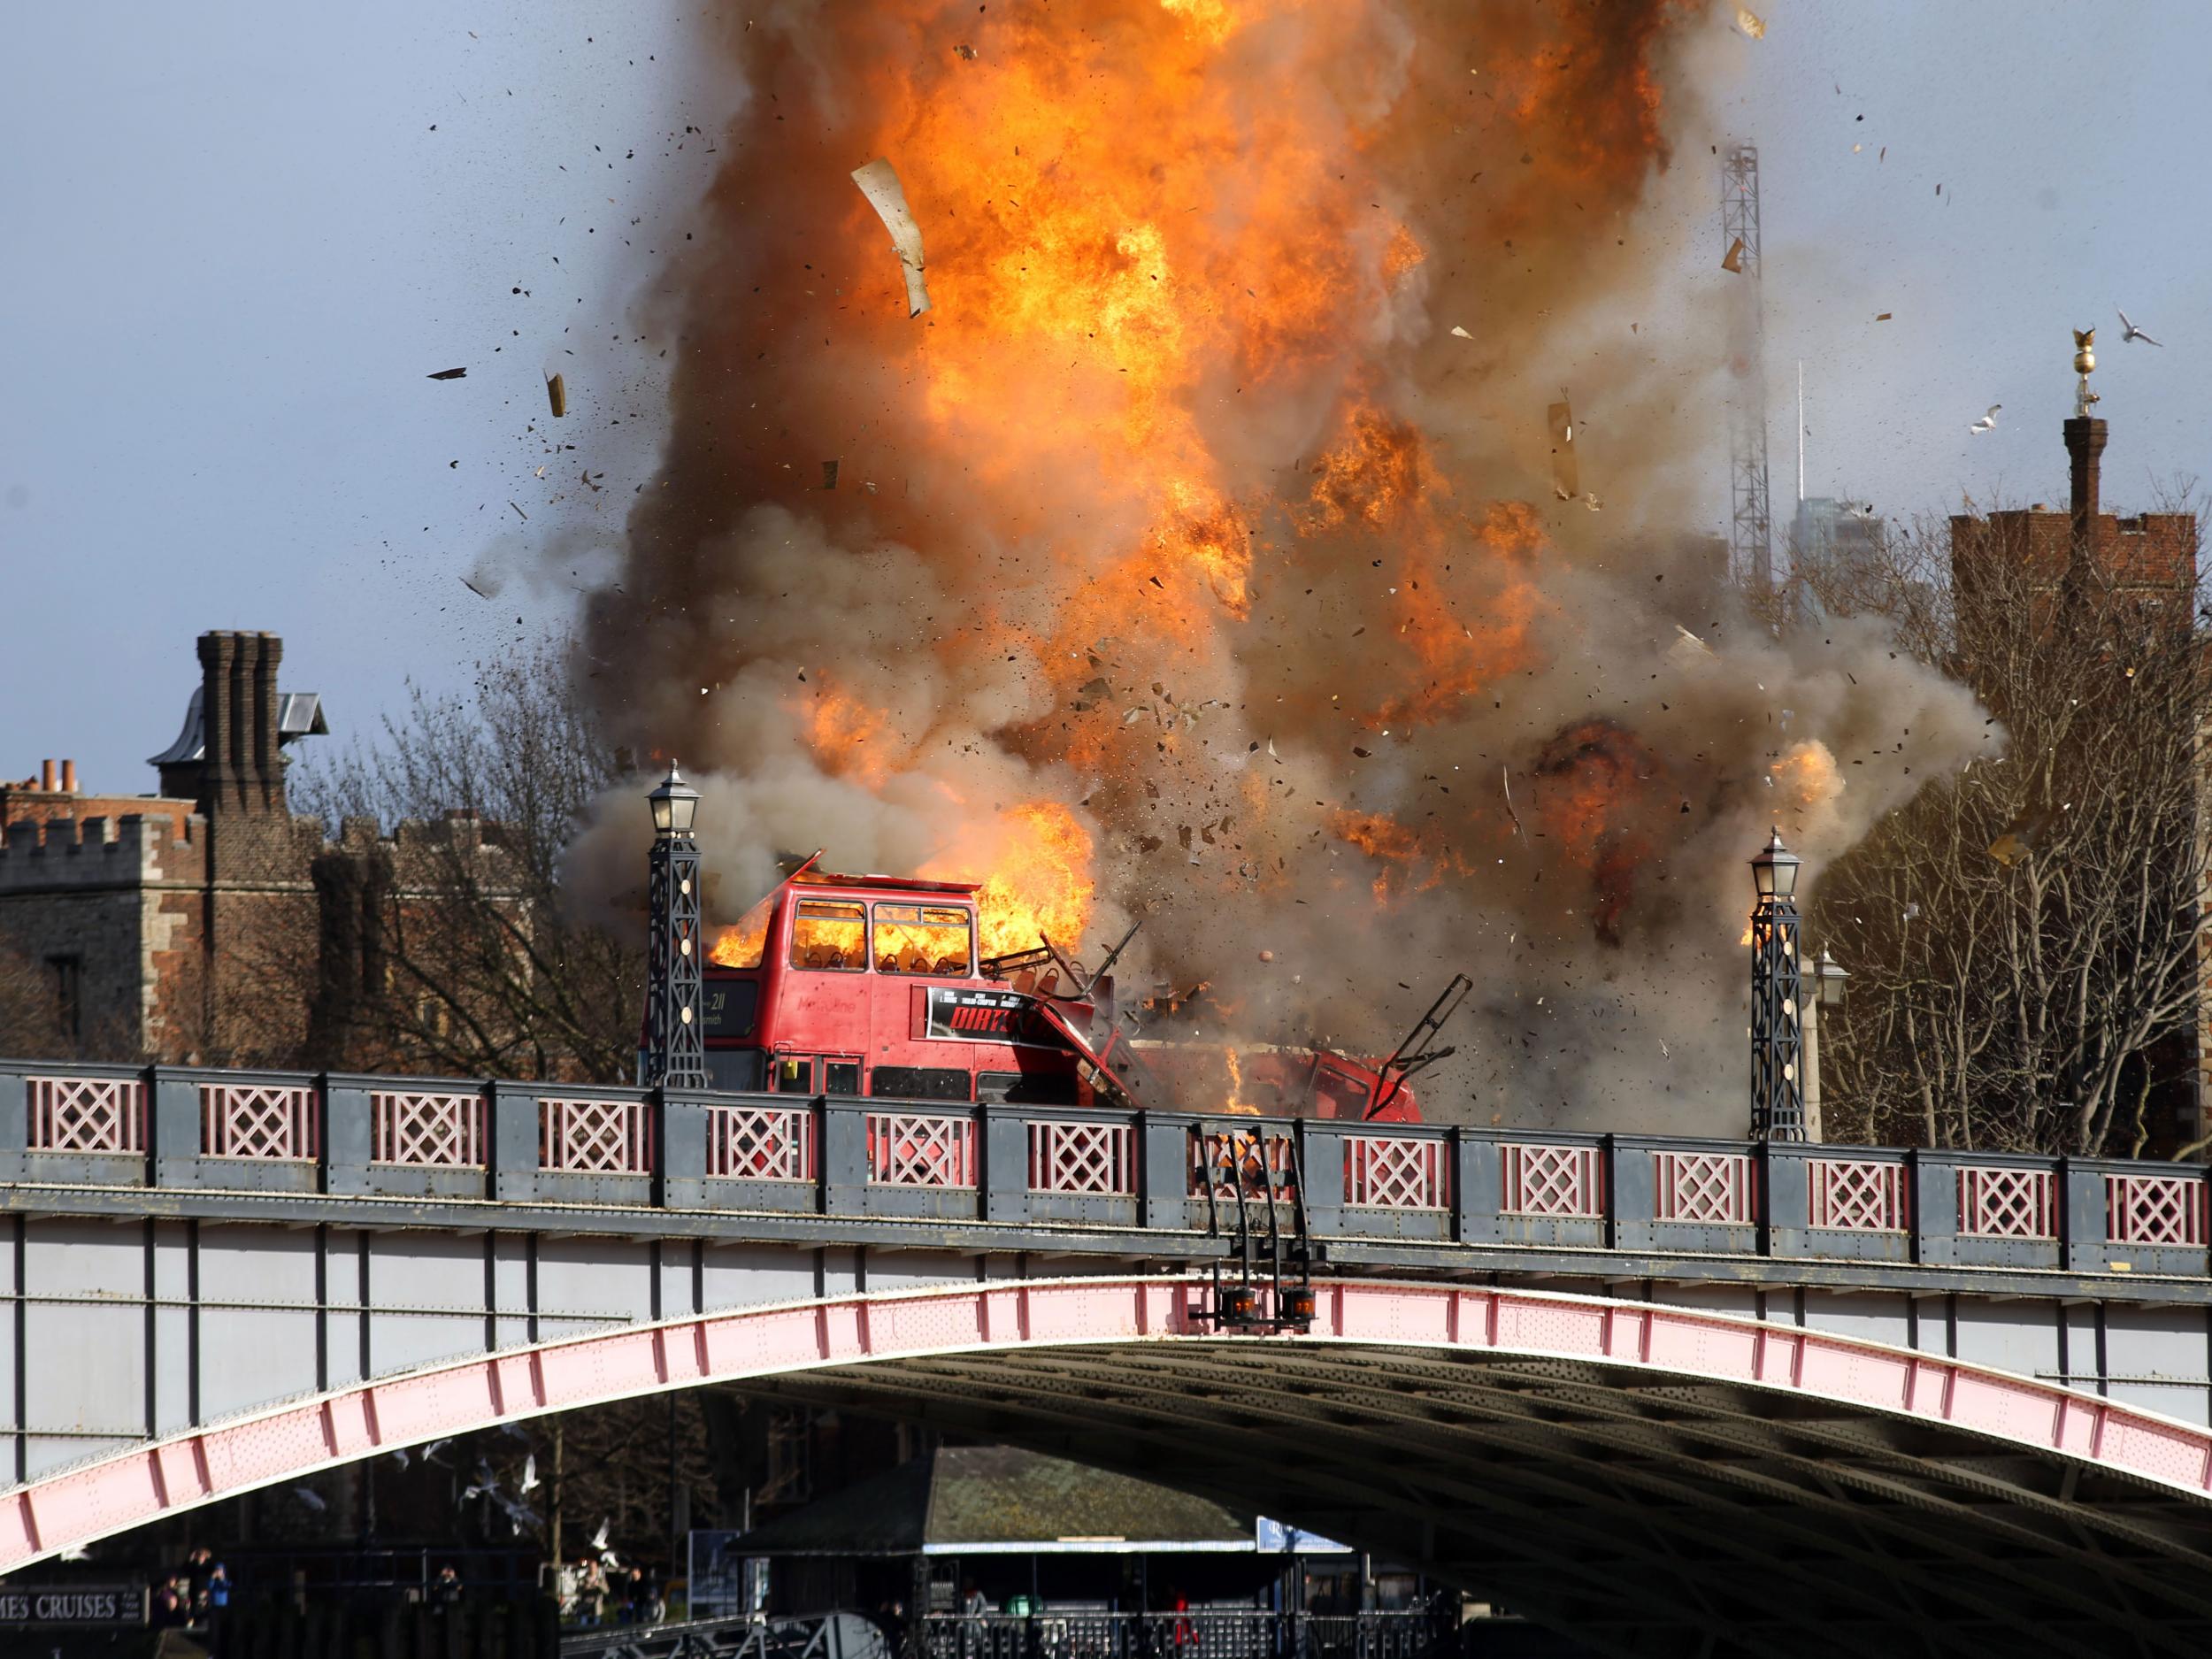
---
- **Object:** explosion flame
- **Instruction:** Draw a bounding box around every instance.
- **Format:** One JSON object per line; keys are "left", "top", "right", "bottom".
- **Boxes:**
{"left": 572, "top": 0, "right": 1986, "bottom": 1131}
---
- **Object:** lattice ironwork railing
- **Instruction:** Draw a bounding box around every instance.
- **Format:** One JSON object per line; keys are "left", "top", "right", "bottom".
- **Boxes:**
{"left": 201, "top": 1083, "right": 318, "bottom": 1161}
{"left": 1956, "top": 1166, "right": 2055, "bottom": 1240}
{"left": 539, "top": 1099, "right": 654, "bottom": 1174}
{"left": 707, "top": 1104, "right": 816, "bottom": 1182}
{"left": 1027, "top": 1120, "right": 1133, "bottom": 1194}
{"left": 1189, "top": 1128, "right": 1297, "bottom": 1201}
{"left": 866, "top": 1112, "right": 976, "bottom": 1187}
{"left": 370, "top": 1091, "right": 487, "bottom": 1167}
{"left": 1501, "top": 1143, "right": 1601, "bottom": 1218}
{"left": 27, "top": 1076, "right": 145, "bottom": 1155}
{"left": 1809, "top": 1158, "right": 1908, "bottom": 1232}
{"left": 1343, "top": 1136, "right": 1446, "bottom": 1209}
{"left": 2107, "top": 1173, "right": 2208, "bottom": 1248}
{"left": 1653, "top": 1150, "right": 1754, "bottom": 1224}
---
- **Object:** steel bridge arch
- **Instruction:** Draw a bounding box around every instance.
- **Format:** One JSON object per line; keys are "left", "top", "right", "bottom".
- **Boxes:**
{"left": 6, "top": 1277, "right": 2212, "bottom": 1658}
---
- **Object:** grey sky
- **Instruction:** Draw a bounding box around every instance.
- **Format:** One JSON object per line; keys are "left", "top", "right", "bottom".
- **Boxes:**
{"left": 3, "top": 2, "right": 2206, "bottom": 795}
{"left": 0, "top": 1, "right": 730, "bottom": 790}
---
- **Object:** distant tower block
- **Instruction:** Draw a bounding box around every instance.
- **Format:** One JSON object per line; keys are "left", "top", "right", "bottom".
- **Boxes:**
{"left": 1721, "top": 142, "right": 1774, "bottom": 595}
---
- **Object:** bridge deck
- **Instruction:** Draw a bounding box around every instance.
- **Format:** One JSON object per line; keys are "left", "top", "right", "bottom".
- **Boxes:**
{"left": 2, "top": 1060, "right": 2206, "bottom": 1291}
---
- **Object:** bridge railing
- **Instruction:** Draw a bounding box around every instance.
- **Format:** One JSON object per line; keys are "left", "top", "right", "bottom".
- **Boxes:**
{"left": 918, "top": 1609, "right": 1454, "bottom": 1659}
{"left": 1, "top": 1058, "right": 2207, "bottom": 1275}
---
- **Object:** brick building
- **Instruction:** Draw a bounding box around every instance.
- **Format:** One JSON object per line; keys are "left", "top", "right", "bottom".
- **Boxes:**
{"left": 1950, "top": 415, "right": 2198, "bottom": 603}
{"left": 0, "top": 631, "right": 525, "bottom": 1071}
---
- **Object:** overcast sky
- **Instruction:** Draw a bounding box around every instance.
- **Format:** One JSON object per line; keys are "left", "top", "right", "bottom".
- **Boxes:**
{"left": 4, "top": 2, "right": 2208, "bottom": 795}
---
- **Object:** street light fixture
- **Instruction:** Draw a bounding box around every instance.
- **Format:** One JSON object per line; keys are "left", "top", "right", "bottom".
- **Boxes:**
{"left": 644, "top": 763, "right": 709, "bottom": 1091}
{"left": 1814, "top": 947, "right": 1849, "bottom": 1009}
{"left": 648, "top": 766, "right": 700, "bottom": 836}
{"left": 1749, "top": 828, "right": 1801, "bottom": 900}
{"left": 1748, "top": 827, "right": 1807, "bottom": 1141}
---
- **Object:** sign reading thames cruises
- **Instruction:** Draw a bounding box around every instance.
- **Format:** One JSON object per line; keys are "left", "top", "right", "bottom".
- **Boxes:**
{"left": 0, "top": 1585, "right": 149, "bottom": 1627}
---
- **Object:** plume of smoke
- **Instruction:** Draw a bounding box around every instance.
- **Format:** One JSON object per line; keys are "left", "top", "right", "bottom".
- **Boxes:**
{"left": 565, "top": 0, "right": 1985, "bottom": 1131}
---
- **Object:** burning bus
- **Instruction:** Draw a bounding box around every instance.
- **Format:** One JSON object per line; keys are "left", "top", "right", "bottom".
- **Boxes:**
{"left": 681, "top": 856, "right": 1455, "bottom": 1123}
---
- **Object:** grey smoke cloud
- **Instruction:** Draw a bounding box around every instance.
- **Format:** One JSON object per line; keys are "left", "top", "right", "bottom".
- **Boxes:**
{"left": 565, "top": 0, "right": 1985, "bottom": 1130}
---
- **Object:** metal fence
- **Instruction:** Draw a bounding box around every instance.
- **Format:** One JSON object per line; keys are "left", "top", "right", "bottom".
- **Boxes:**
{"left": 5, "top": 1058, "right": 2212, "bottom": 1277}
{"left": 920, "top": 1611, "right": 1451, "bottom": 1659}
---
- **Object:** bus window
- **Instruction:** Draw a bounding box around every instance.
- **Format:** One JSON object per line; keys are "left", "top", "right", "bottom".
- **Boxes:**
{"left": 823, "top": 1059, "right": 862, "bottom": 1095}
{"left": 872, "top": 903, "right": 973, "bottom": 977}
{"left": 711, "top": 891, "right": 774, "bottom": 970}
{"left": 769, "top": 1056, "right": 816, "bottom": 1094}
{"left": 789, "top": 899, "right": 866, "bottom": 971}
{"left": 871, "top": 1066, "right": 972, "bottom": 1102}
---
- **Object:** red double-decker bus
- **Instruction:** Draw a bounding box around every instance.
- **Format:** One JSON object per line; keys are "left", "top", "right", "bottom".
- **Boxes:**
{"left": 677, "top": 860, "right": 1429, "bottom": 1122}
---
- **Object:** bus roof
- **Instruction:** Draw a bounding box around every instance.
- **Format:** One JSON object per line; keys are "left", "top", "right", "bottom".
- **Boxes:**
{"left": 792, "top": 869, "right": 980, "bottom": 897}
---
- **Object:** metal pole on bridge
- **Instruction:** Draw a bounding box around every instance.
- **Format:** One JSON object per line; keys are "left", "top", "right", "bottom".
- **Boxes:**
{"left": 1748, "top": 827, "right": 1807, "bottom": 1141}
{"left": 646, "top": 763, "right": 710, "bottom": 1090}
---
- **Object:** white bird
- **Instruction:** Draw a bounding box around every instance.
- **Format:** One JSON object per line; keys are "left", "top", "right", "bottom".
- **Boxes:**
{"left": 590, "top": 1517, "right": 611, "bottom": 1552}
{"left": 1968, "top": 404, "right": 2001, "bottom": 434}
{"left": 2118, "top": 307, "right": 2162, "bottom": 347}
{"left": 388, "top": 1448, "right": 411, "bottom": 1471}
{"left": 58, "top": 1546, "right": 88, "bottom": 1563}
{"left": 422, "top": 1438, "right": 453, "bottom": 1465}
{"left": 518, "top": 1454, "right": 541, "bottom": 1494}
{"left": 292, "top": 1486, "right": 327, "bottom": 1513}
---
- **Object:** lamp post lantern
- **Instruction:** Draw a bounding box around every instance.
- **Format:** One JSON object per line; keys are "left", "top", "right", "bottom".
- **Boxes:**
{"left": 1748, "top": 827, "right": 1807, "bottom": 1141}
{"left": 645, "top": 763, "right": 709, "bottom": 1090}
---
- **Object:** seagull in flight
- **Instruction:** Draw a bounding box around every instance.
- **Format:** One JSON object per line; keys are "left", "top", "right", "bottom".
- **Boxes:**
{"left": 1969, "top": 404, "right": 2001, "bottom": 434}
{"left": 2118, "top": 307, "right": 2162, "bottom": 347}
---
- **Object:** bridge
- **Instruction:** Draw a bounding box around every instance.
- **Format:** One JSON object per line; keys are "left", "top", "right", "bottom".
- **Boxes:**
{"left": 4, "top": 1059, "right": 2212, "bottom": 1655}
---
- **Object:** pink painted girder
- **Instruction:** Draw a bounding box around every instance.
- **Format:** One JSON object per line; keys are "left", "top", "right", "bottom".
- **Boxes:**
{"left": 6, "top": 1277, "right": 2210, "bottom": 1570}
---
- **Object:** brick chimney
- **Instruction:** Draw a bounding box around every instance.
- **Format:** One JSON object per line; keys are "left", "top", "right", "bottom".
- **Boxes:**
{"left": 2064, "top": 414, "right": 2107, "bottom": 560}
{"left": 196, "top": 631, "right": 287, "bottom": 816}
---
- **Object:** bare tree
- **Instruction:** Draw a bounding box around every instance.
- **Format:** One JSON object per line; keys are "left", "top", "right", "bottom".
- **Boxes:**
{"left": 1806, "top": 511, "right": 2209, "bottom": 1156}
{"left": 291, "top": 639, "right": 645, "bottom": 1082}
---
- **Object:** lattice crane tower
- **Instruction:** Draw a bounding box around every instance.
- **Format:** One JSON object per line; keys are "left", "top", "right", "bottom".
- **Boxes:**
{"left": 1721, "top": 142, "right": 1773, "bottom": 594}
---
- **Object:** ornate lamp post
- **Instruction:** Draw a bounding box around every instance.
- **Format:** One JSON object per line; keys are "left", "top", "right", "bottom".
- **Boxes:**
{"left": 1748, "top": 828, "right": 1806, "bottom": 1141}
{"left": 645, "top": 764, "right": 708, "bottom": 1090}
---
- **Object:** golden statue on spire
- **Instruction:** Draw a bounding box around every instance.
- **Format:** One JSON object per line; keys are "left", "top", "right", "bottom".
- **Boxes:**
{"left": 2073, "top": 326, "right": 2100, "bottom": 417}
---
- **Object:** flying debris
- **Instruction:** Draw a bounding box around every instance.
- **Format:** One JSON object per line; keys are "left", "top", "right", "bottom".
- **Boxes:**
{"left": 426, "top": 367, "right": 467, "bottom": 380}
{"left": 1546, "top": 399, "right": 1578, "bottom": 499}
{"left": 547, "top": 373, "right": 568, "bottom": 418}
{"left": 1666, "top": 625, "right": 1717, "bottom": 668}
{"left": 851, "top": 158, "right": 931, "bottom": 318}
{"left": 1735, "top": 6, "right": 1765, "bottom": 39}
{"left": 2117, "top": 308, "right": 2162, "bottom": 347}
{"left": 1721, "top": 236, "right": 1746, "bottom": 273}
{"left": 1968, "top": 404, "right": 2001, "bottom": 435}
{"left": 1448, "top": 325, "right": 1473, "bottom": 339}
{"left": 461, "top": 577, "right": 490, "bottom": 599}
